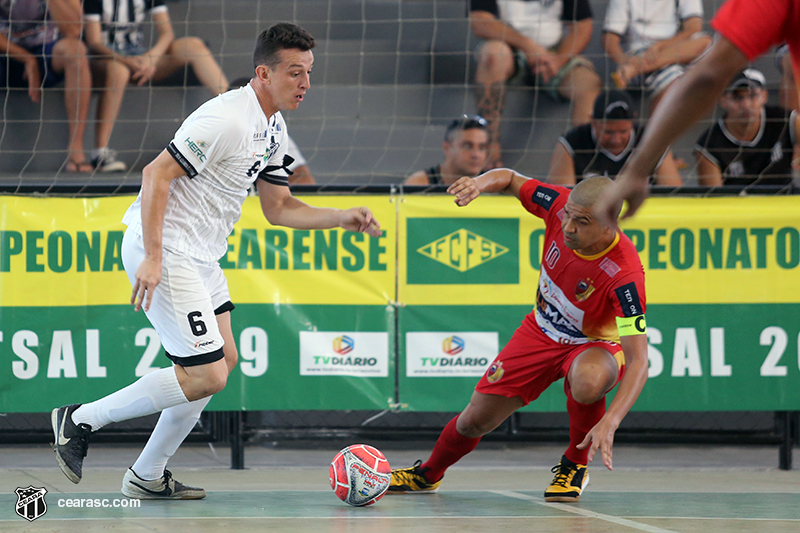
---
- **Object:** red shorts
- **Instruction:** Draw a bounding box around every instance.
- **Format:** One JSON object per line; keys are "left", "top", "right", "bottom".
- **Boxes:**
{"left": 475, "top": 316, "right": 625, "bottom": 405}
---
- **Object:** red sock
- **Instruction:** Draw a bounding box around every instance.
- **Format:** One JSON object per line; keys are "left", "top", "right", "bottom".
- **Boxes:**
{"left": 564, "top": 384, "right": 606, "bottom": 466}
{"left": 421, "top": 415, "right": 481, "bottom": 482}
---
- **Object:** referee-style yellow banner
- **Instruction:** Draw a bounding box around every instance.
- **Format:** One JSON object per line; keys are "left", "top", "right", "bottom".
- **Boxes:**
{"left": 0, "top": 195, "right": 395, "bottom": 307}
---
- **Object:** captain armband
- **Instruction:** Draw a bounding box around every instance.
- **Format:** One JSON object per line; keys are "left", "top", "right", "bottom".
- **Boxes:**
{"left": 616, "top": 315, "right": 646, "bottom": 336}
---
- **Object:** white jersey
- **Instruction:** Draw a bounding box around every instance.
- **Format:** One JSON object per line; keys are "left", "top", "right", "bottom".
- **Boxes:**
{"left": 604, "top": 0, "right": 703, "bottom": 54}
{"left": 123, "top": 83, "right": 291, "bottom": 262}
{"left": 285, "top": 134, "right": 307, "bottom": 171}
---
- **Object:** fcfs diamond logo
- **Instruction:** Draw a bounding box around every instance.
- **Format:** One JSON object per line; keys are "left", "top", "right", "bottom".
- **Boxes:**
{"left": 15, "top": 486, "right": 47, "bottom": 522}
{"left": 417, "top": 229, "right": 509, "bottom": 272}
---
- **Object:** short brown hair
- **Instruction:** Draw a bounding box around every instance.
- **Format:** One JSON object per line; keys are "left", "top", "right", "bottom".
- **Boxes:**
{"left": 253, "top": 23, "right": 316, "bottom": 70}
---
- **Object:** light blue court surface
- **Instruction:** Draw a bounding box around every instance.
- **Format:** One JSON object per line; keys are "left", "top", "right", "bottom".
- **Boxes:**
{"left": 2, "top": 443, "right": 799, "bottom": 532}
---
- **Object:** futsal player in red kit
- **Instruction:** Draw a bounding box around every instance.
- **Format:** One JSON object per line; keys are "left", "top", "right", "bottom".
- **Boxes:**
{"left": 389, "top": 172, "right": 649, "bottom": 502}
{"left": 596, "top": 0, "right": 800, "bottom": 224}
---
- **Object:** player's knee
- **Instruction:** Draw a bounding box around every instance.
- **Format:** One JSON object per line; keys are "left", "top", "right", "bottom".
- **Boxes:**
{"left": 224, "top": 346, "right": 238, "bottom": 374}
{"left": 198, "top": 359, "right": 229, "bottom": 395}
{"left": 569, "top": 380, "right": 606, "bottom": 405}
{"left": 205, "top": 368, "right": 228, "bottom": 395}
{"left": 455, "top": 412, "right": 491, "bottom": 438}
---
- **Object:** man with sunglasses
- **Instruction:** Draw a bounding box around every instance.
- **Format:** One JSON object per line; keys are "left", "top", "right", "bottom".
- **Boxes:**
{"left": 695, "top": 69, "right": 799, "bottom": 187}
{"left": 404, "top": 115, "right": 490, "bottom": 186}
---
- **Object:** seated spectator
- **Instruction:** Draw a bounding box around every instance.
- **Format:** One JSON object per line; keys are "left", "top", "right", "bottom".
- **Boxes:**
{"left": 83, "top": 0, "right": 230, "bottom": 171}
{"left": 548, "top": 90, "right": 682, "bottom": 185}
{"left": 404, "top": 115, "right": 489, "bottom": 185}
{"left": 694, "top": 69, "right": 799, "bottom": 187}
{"left": 228, "top": 76, "right": 314, "bottom": 185}
{"left": 0, "top": 0, "right": 93, "bottom": 171}
{"left": 469, "top": 0, "right": 602, "bottom": 169}
{"left": 603, "top": 0, "right": 711, "bottom": 109}
{"left": 776, "top": 45, "right": 799, "bottom": 112}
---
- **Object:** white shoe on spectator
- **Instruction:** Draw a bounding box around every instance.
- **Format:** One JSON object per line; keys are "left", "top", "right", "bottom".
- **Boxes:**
{"left": 91, "top": 148, "right": 127, "bottom": 172}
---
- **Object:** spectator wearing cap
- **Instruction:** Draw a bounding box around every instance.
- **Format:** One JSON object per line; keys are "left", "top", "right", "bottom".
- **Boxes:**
{"left": 694, "top": 68, "right": 800, "bottom": 187}
{"left": 548, "top": 90, "right": 682, "bottom": 185}
{"left": 602, "top": 0, "right": 711, "bottom": 109}
{"left": 404, "top": 115, "right": 490, "bottom": 185}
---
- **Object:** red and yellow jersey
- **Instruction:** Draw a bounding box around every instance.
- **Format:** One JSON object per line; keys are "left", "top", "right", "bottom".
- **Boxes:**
{"left": 518, "top": 179, "right": 646, "bottom": 345}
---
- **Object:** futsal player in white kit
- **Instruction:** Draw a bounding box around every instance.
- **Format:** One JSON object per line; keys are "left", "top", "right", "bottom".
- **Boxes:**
{"left": 51, "top": 23, "right": 382, "bottom": 499}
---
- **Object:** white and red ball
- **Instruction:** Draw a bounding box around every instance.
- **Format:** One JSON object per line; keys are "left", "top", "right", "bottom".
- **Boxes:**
{"left": 329, "top": 444, "right": 391, "bottom": 506}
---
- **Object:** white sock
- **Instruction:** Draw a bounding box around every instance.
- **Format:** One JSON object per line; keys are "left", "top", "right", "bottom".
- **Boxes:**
{"left": 131, "top": 395, "right": 212, "bottom": 480}
{"left": 72, "top": 367, "right": 188, "bottom": 431}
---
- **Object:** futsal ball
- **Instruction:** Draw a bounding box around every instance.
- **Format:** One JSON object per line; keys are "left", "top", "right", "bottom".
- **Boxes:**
{"left": 329, "top": 444, "right": 391, "bottom": 506}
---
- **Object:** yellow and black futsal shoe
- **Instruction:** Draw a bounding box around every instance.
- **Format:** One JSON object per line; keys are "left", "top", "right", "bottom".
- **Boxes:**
{"left": 544, "top": 455, "right": 589, "bottom": 502}
{"left": 387, "top": 460, "right": 442, "bottom": 493}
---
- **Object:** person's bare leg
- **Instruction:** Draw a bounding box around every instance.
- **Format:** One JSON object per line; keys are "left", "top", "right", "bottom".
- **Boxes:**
{"left": 91, "top": 58, "right": 130, "bottom": 150}
{"left": 153, "top": 37, "right": 229, "bottom": 95}
{"left": 51, "top": 37, "right": 92, "bottom": 169}
{"left": 558, "top": 64, "right": 602, "bottom": 126}
{"left": 475, "top": 40, "right": 515, "bottom": 169}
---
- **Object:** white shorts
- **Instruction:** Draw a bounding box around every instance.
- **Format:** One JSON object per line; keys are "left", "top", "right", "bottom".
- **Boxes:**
{"left": 121, "top": 230, "right": 232, "bottom": 366}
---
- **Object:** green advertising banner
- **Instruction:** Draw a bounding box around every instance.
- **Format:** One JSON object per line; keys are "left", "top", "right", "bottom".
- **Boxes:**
{"left": 2, "top": 193, "right": 800, "bottom": 413}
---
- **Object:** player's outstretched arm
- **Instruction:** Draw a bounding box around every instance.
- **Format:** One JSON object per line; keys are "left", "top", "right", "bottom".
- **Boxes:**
{"left": 577, "top": 332, "right": 648, "bottom": 470}
{"left": 257, "top": 179, "right": 381, "bottom": 237}
{"left": 594, "top": 36, "right": 748, "bottom": 226}
{"left": 447, "top": 168, "right": 531, "bottom": 206}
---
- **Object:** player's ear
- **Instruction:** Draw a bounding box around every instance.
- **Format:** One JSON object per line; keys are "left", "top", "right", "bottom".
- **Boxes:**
{"left": 256, "top": 64, "right": 270, "bottom": 83}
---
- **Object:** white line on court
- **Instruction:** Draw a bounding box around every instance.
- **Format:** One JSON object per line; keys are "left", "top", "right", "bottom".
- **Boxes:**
{"left": 0, "top": 515, "right": 583, "bottom": 522}
{"left": 491, "top": 490, "right": 679, "bottom": 533}
{"left": 2, "top": 515, "right": 798, "bottom": 524}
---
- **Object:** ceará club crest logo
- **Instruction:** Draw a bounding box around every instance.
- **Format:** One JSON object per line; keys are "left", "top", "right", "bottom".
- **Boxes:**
{"left": 15, "top": 486, "right": 47, "bottom": 522}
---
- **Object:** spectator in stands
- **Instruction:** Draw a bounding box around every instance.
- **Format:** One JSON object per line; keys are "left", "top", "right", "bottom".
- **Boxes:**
{"left": 548, "top": 90, "right": 682, "bottom": 186}
{"left": 469, "top": 0, "right": 602, "bottom": 170}
{"left": 404, "top": 115, "right": 489, "bottom": 185}
{"left": 0, "top": 0, "right": 93, "bottom": 172}
{"left": 776, "top": 45, "right": 798, "bottom": 112}
{"left": 83, "top": 0, "right": 230, "bottom": 171}
{"left": 694, "top": 68, "right": 799, "bottom": 187}
{"left": 603, "top": 0, "right": 711, "bottom": 109}
{"left": 594, "top": 0, "right": 800, "bottom": 225}
{"left": 229, "top": 76, "right": 315, "bottom": 185}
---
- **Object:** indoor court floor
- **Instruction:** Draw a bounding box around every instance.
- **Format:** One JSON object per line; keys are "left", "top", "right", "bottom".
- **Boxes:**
{"left": 2, "top": 443, "right": 799, "bottom": 532}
